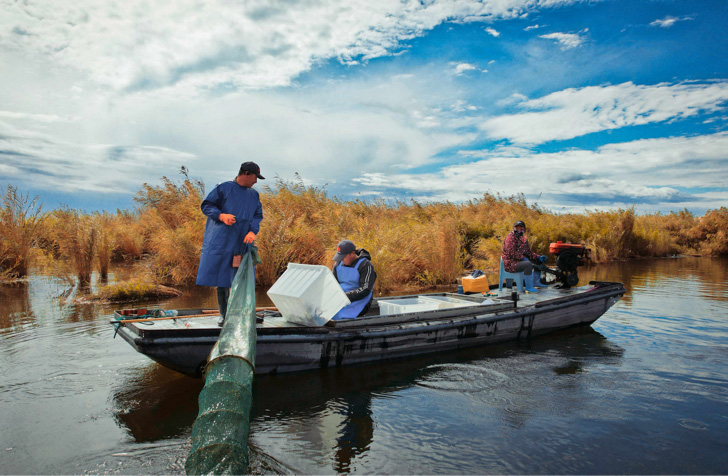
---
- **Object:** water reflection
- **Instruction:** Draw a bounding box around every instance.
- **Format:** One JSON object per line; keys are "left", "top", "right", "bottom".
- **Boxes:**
{"left": 248, "top": 326, "right": 624, "bottom": 473}
{"left": 580, "top": 256, "right": 728, "bottom": 306}
{"left": 416, "top": 327, "right": 625, "bottom": 430}
{"left": 112, "top": 365, "right": 203, "bottom": 442}
{"left": 0, "top": 282, "right": 32, "bottom": 333}
{"left": 0, "top": 274, "right": 112, "bottom": 333}
{"left": 250, "top": 330, "right": 622, "bottom": 418}
{"left": 331, "top": 394, "right": 373, "bottom": 473}
{"left": 159, "top": 285, "right": 275, "bottom": 310}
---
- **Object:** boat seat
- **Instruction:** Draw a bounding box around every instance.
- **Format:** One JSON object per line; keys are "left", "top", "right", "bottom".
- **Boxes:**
{"left": 499, "top": 257, "right": 525, "bottom": 292}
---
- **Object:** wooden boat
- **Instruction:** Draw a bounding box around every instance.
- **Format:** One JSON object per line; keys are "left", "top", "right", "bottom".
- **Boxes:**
{"left": 111, "top": 281, "right": 625, "bottom": 378}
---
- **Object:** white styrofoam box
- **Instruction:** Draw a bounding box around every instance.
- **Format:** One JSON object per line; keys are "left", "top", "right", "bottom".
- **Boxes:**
{"left": 420, "top": 295, "right": 480, "bottom": 309}
{"left": 267, "top": 263, "right": 350, "bottom": 326}
{"left": 377, "top": 297, "right": 441, "bottom": 316}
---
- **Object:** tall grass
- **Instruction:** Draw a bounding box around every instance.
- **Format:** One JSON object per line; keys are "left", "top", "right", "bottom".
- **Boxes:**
{"left": 0, "top": 185, "right": 45, "bottom": 279}
{"left": 111, "top": 209, "right": 146, "bottom": 261}
{"left": 693, "top": 207, "right": 728, "bottom": 255}
{"left": 2, "top": 177, "right": 727, "bottom": 293}
{"left": 256, "top": 177, "right": 335, "bottom": 284}
{"left": 47, "top": 207, "right": 98, "bottom": 286}
{"left": 134, "top": 167, "right": 206, "bottom": 285}
{"left": 256, "top": 180, "right": 467, "bottom": 292}
{"left": 95, "top": 212, "right": 116, "bottom": 280}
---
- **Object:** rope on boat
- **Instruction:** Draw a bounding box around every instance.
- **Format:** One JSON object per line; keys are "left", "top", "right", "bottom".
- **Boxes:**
{"left": 185, "top": 246, "right": 261, "bottom": 475}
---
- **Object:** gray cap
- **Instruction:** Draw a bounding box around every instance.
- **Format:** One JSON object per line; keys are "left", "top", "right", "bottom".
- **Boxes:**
{"left": 332, "top": 240, "right": 356, "bottom": 262}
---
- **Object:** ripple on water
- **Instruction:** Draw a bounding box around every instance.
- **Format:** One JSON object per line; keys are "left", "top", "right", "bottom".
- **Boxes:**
{"left": 415, "top": 363, "right": 508, "bottom": 392}
{"left": 678, "top": 419, "right": 708, "bottom": 430}
{"left": 705, "top": 386, "right": 728, "bottom": 404}
{"left": 77, "top": 439, "right": 190, "bottom": 475}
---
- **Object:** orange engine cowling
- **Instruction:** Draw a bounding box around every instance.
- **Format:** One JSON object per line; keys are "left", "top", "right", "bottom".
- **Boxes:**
{"left": 545, "top": 241, "right": 591, "bottom": 288}
{"left": 549, "top": 241, "right": 589, "bottom": 256}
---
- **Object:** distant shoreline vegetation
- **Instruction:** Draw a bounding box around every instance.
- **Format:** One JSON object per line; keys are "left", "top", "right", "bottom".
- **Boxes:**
{"left": 1, "top": 171, "right": 726, "bottom": 296}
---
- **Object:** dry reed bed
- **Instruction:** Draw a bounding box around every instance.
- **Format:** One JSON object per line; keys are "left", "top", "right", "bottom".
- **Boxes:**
{"left": 1, "top": 177, "right": 727, "bottom": 294}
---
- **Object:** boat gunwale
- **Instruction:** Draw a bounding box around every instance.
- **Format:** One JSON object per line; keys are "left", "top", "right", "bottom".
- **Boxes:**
{"left": 257, "top": 282, "right": 624, "bottom": 343}
{"left": 117, "top": 282, "right": 624, "bottom": 346}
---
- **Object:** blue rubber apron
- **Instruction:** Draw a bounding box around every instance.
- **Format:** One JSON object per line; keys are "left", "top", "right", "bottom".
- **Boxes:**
{"left": 332, "top": 258, "right": 372, "bottom": 320}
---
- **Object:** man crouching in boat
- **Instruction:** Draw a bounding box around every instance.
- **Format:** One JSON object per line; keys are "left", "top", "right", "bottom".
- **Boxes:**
{"left": 331, "top": 240, "right": 377, "bottom": 320}
{"left": 502, "top": 220, "right": 547, "bottom": 293}
{"left": 196, "top": 162, "right": 264, "bottom": 326}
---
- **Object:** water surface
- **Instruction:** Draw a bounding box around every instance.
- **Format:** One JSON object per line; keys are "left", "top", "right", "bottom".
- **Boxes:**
{"left": 1, "top": 257, "right": 727, "bottom": 474}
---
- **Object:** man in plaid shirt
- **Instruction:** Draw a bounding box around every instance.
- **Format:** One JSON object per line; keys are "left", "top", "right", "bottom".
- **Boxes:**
{"left": 502, "top": 220, "right": 547, "bottom": 292}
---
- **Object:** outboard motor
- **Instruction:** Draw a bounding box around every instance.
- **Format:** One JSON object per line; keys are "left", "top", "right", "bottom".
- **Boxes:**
{"left": 537, "top": 241, "right": 591, "bottom": 288}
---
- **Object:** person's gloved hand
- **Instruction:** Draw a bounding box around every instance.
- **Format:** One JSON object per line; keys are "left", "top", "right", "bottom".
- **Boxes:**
{"left": 219, "top": 213, "right": 236, "bottom": 225}
{"left": 244, "top": 231, "right": 256, "bottom": 244}
{"left": 538, "top": 255, "right": 548, "bottom": 263}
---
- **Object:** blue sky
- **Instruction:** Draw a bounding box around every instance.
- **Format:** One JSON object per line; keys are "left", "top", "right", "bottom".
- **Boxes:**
{"left": 1, "top": 0, "right": 727, "bottom": 214}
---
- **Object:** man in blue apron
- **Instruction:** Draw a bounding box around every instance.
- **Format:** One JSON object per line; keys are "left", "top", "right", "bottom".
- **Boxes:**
{"left": 196, "top": 162, "right": 264, "bottom": 325}
{"left": 331, "top": 240, "right": 377, "bottom": 320}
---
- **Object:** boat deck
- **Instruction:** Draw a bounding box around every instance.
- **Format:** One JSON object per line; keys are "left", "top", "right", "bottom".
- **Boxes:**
{"left": 118, "top": 285, "right": 590, "bottom": 335}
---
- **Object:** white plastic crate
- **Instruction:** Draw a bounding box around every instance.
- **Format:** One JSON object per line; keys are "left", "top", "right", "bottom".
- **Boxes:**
{"left": 266, "top": 263, "right": 350, "bottom": 326}
{"left": 377, "top": 297, "right": 441, "bottom": 316}
{"left": 420, "top": 295, "right": 480, "bottom": 309}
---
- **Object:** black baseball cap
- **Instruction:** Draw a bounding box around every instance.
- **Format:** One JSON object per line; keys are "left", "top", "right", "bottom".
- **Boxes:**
{"left": 239, "top": 161, "right": 265, "bottom": 179}
{"left": 332, "top": 240, "right": 356, "bottom": 262}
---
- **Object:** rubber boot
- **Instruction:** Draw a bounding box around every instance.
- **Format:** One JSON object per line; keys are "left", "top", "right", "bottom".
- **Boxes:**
{"left": 216, "top": 287, "right": 229, "bottom": 327}
{"left": 533, "top": 270, "right": 547, "bottom": 288}
{"left": 524, "top": 275, "right": 539, "bottom": 293}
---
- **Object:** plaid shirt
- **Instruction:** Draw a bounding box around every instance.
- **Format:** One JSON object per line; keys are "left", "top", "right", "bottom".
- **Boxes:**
{"left": 502, "top": 231, "right": 539, "bottom": 273}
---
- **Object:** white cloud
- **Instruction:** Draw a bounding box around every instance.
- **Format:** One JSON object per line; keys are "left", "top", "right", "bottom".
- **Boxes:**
{"left": 454, "top": 62, "right": 478, "bottom": 75}
{"left": 348, "top": 132, "right": 728, "bottom": 213}
{"left": 525, "top": 24, "right": 544, "bottom": 31}
{"left": 650, "top": 16, "right": 693, "bottom": 28}
{"left": 496, "top": 93, "right": 528, "bottom": 107}
{"left": 0, "top": 110, "right": 79, "bottom": 123}
{"left": 485, "top": 27, "right": 500, "bottom": 37}
{"left": 481, "top": 81, "right": 728, "bottom": 145}
{"left": 0, "top": 0, "right": 724, "bottom": 217}
{"left": 0, "top": 0, "right": 582, "bottom": 93}
{"left": 452, "top": 100, "right": 479, "bottom": 112}
{"left": 0, "top": 71, "right": 475, "bottom": 197}
{"left": 0, "top": 119, "right": 199, "bottom": 194}
{"left": 539, "top": 30, "right": 588, "bottom": 49}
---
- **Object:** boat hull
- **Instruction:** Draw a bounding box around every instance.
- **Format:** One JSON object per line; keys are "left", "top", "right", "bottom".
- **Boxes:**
{"left": 114, "top": 282, "right": 624, "bottom": 377}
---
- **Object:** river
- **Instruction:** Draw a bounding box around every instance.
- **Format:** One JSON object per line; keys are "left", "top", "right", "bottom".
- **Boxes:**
{"left": 1, "top": 257, "right": 727, "bottom": 474}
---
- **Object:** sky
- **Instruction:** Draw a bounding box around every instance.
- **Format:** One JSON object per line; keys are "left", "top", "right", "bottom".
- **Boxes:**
{"left": 1, "top": 0, "right": 727, "bottom": 215}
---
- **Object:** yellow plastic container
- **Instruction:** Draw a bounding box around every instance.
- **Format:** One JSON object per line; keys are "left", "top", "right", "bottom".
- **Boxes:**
{"left": 461, "top": 275, "right": 489, "bottom": 293}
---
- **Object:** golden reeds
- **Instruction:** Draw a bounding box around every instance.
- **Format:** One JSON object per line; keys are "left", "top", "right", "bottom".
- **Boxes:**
{"left": 0, "top": 185, "right": 45, "bottom": 279}
{"left": 95, "top": 212, "right": 116, "bottom": 280}
{"left": 133, "top": 168, "right": 206, "bottom": 285}
{"left": 112, "top": 209, "right": 146, "bottom": 260}
{"left": 256, "top": 177, "right": 335, "bottom": 284}
{"left": 47, "top": 207, "right": 99, "bottom": 286}
{"left": 693, "top": 207, "right": 728, "bottom": 255}
{"left": 2, "top": 177, "right": 727, "bottom": 293}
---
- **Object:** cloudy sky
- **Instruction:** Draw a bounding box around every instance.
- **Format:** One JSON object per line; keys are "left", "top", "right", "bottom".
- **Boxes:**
{"left": 1, "top": 0, "right": 727, "bottom": 214}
